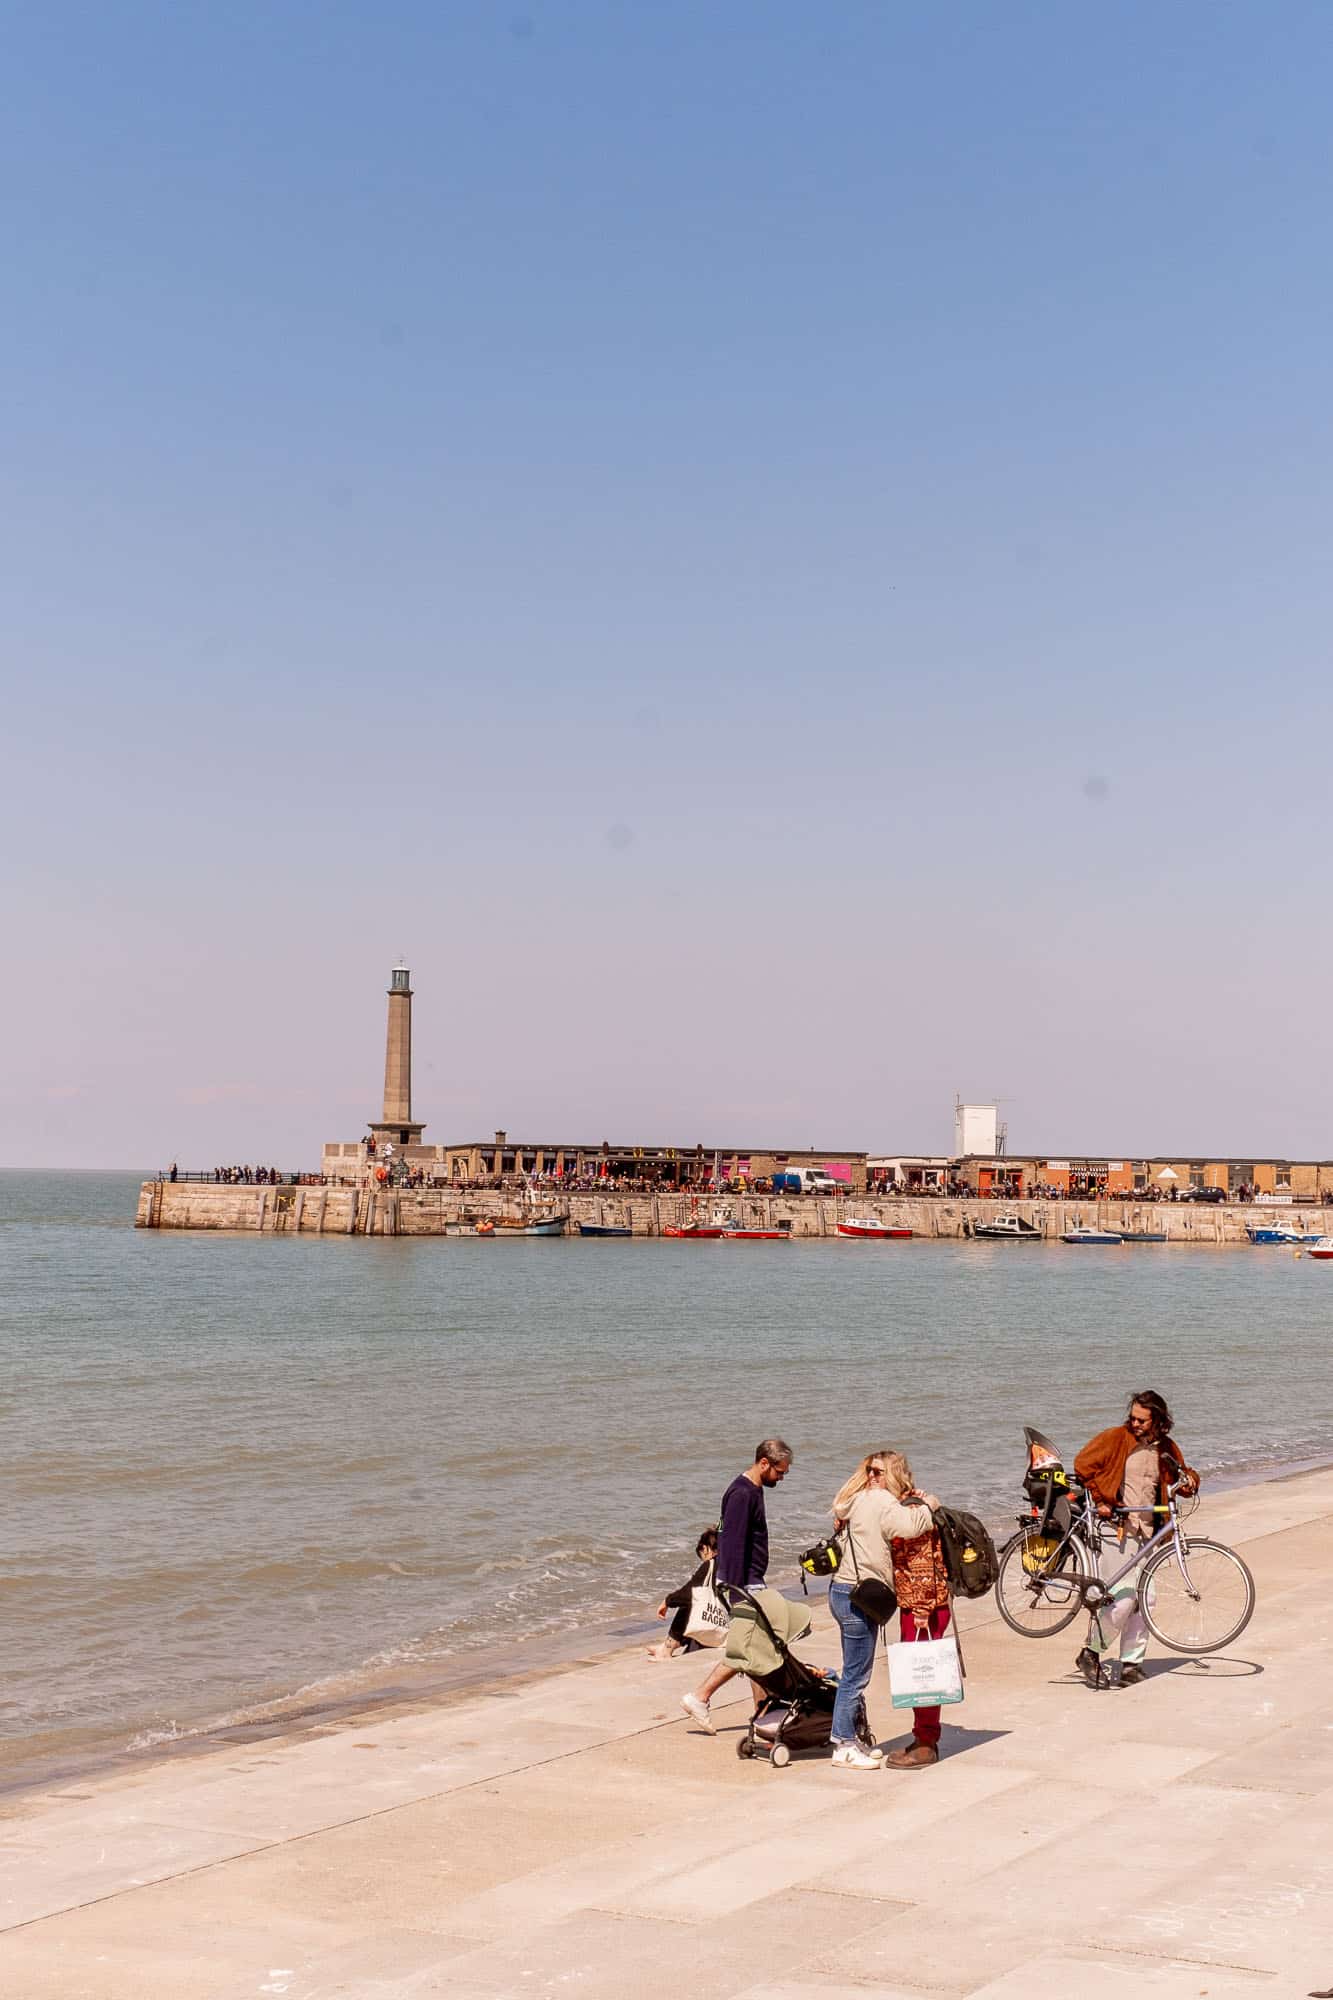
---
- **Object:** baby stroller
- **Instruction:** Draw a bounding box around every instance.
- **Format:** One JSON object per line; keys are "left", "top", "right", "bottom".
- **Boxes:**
{"left": 728, "top": 1585, "right": 875, "bottom": 1769}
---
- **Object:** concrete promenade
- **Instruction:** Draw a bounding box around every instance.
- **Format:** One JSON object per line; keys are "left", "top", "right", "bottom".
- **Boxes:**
{"left": 2, "top": 1469, "right": 1331, "bottom": 1998}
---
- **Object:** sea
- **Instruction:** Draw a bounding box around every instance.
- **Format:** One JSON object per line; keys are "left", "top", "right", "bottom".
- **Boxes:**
{"left": 4, "top": 1170, "right": 1331, "bottom": 1793}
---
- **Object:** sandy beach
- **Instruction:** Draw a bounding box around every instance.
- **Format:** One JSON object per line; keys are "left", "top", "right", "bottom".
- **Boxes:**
{"left": 1, "top": 1464, "right": 1330, "bottom": 1998}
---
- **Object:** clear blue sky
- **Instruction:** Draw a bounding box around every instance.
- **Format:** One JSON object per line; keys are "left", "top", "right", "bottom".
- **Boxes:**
{"left": 6, "top": 2, "right": 1333, "bottom": 1167}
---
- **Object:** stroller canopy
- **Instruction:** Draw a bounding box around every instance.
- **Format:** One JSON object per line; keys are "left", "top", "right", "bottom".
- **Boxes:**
{"left": 724, "top": 1588, "right": 813, "bottom": 1678}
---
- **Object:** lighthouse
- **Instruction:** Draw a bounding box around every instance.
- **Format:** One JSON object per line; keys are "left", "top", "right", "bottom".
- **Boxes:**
{"left": 368, "top": 963, "right": 425, "bottom": 1150}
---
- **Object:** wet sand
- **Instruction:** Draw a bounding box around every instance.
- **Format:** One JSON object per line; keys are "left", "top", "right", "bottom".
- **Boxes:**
{"left": 2, "top": 1463, "right": 1331, "bottom": 1996}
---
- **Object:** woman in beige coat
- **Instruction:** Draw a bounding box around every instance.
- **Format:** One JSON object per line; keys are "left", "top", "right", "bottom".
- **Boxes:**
{"left": 826, "top": 1449, "right": 938, "bottom": 1768}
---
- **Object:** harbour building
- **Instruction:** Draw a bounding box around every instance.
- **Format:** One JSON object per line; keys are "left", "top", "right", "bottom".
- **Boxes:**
{"left": 951, "top": 1155, "right": 1333, "bottom": 1199}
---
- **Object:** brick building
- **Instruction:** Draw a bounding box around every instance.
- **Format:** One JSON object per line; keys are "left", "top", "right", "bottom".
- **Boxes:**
{"left": 953, "top": 1155, "right": 1333, "bottom": 1199}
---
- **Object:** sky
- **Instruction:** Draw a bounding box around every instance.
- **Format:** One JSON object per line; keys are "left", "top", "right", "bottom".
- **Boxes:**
{"left": 5, "top": 1, "right": 1333, "bottom": 1169}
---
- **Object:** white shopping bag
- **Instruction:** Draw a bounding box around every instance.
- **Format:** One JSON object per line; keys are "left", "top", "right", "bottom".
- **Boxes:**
{"left": 683, "top": 1564, "right": 729, "bottom": 1645}
{"left": 887, "top": 1634, "right": 964, "bottom": 1708}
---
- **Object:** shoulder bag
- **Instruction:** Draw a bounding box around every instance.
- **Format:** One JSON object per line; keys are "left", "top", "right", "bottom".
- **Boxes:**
{"left": 844, "top": 1508, "right": 897, "bottom": 1626}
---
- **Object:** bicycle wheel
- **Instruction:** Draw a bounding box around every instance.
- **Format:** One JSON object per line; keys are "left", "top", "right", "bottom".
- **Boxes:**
{"left": 996, "top": 1527, "right": 1090, "bottom": 1637}
{"left": 1139, "top": 1538, "right": 1256, "bottom": 1654}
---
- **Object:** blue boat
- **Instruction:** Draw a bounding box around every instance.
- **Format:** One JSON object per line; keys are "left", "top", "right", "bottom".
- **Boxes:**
{"left": 1061, "top": 1225, "right": 1123, "bottom": 1245}
{"left": 577, "top": 1222, "right": 632, "bottom": 1237}
{"left": 1246, "top": 1220, "right": 1324, "bottom": 1245}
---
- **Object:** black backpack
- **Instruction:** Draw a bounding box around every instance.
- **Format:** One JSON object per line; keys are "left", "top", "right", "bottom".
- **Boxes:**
{"left": 932, "top": 1506, "right": 999, "bottom": 1599}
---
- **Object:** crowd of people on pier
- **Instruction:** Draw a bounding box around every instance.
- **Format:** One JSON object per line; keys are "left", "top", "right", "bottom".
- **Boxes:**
{"left": 208, "top": 1164, "right": 284, "bottom": 1185}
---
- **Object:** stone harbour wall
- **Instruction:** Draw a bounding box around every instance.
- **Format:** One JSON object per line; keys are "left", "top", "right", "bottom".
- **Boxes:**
{"left": 134, "top": 1182, "right": 1329, "bottom": 1243}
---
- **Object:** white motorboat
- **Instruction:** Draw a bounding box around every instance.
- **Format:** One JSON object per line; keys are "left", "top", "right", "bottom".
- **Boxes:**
{"left": 973, "top": 1211, "right": 1041, "bottom": 1240}
{"left": 1246, "top": 1218, "right": 1326, "bottom": 1245}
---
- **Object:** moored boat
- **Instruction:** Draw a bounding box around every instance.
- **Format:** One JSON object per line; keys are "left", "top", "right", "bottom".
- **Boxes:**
{"left": 973, "top": 1211, "right": 1041, "bottom": 1240}
{"left": 495, "top": 1213, "right": 568, "bottom": 1237}
{"left": 1305, "top": 1238, "right": 1333, "bottom": 1260}
{"left": 720, "top": 1220, "right": 791, "bottom": 1241}
{"left": 836, "top": 1217, "right": 913, "bottom": 1240}
{"left": 1246, "top": 1219, "right": 1326, "bottom": 1245}
{"left": 1061, "top": 1225, "right": 1124, "bottom": 1246}
{"left": 664, "top": 1204, "right": 735, "bottom": 1239}
{"left": 1118, "top": 1231, "right": 1168, "bottom": 1243}
{"left": 577, "top": 1222, "right": 632, "bottom": 1237}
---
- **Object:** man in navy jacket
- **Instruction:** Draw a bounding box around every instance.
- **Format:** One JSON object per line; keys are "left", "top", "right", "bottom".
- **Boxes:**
{"left": 680, "top": 1439, "right": 792, "bottom": 1733}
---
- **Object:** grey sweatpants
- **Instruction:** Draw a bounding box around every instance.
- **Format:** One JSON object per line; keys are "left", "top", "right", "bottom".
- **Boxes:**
{"left": 1087, "top": 1528, "right": 1152, "bottom": 1665}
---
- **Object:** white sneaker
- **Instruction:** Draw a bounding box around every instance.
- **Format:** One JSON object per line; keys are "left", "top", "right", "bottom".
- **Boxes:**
{"left": 831, "top": 1742, "right": 883, "bottom": 1769}
{"left": 680, "top": 1693, "right": 715, "bottom": 1734}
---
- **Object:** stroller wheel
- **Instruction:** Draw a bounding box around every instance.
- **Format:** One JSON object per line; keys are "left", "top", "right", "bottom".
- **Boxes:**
{"left": 769, "top": 1742, "right": 791, "bottom": 1769}
{"left": 736, "top": 1736, "right": 755, "bottom": 1760}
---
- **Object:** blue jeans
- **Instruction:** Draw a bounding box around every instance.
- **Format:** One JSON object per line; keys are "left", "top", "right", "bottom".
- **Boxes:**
{"left": 829, "top": 1581, "right": 877, "bottom": 1744}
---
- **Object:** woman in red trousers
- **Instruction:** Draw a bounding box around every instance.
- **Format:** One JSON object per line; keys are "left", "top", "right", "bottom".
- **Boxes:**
{"left": 881, "top": 1452, "right": 952, "bottom": 1771}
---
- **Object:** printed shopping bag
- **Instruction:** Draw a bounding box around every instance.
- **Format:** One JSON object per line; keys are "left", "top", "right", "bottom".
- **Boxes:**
{"left": 887, "top": 1634, "right": 964, "bottom": 1708}
{"left": 683, "top": 1564, "right": 729, "bottom": 1645}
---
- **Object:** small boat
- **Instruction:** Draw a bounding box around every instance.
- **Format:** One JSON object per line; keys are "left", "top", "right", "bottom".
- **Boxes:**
{"left": 495, "top": 1213, "right": 568, "bottom": 1237}
{"left": 1118, "top": 1231, "right": 1168, "bottom": 1244}
{"left": 720, "top": 1220, "right": 790, "bottom": 1241}
{"left": 1305, "top": 1239, "right": 1333, "bottom": 1260}
{"left": 445, "top": 1219, "right": 494, "bottom": 1236}
{"left": 664, "top": 1204, "right": 734, "bottom": 1239}
{"left": 837, "top": 1217, "right": 913, "bottom": 1240}
{"left": 1246, "top": 1219, "right": 1325, "bottom": 1245}
{"left": 577, "top": 1222, "right": 632, "bottom": 1237}
{"left": 1061, "top": 1225, "right": 1124, "bottom": 1246}
{"left": 973, "top": 1211, "right": 1042, "bottom": 1240}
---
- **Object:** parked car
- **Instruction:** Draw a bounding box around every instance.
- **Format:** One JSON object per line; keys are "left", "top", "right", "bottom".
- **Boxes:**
{"left": 1180, "top": 1185, "right": 1227, "bottom": 1203}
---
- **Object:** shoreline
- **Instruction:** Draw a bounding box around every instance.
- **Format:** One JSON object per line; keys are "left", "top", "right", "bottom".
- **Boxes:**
{"left": 8, "top": 1440, "right": 1331, "bottom": 1812}
{"left": 7, "top": 1461, "right": 1332, "bottom": 1993}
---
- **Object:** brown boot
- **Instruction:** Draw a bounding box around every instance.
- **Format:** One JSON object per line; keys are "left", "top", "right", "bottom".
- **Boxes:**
{"left": 885, "top": 1741, "right": 939, "bottom": 1770}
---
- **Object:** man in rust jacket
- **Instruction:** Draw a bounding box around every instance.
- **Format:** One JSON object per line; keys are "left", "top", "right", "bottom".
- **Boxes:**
{"left": 1072, "top": 1391, "right": 1199, "bottom": 1690}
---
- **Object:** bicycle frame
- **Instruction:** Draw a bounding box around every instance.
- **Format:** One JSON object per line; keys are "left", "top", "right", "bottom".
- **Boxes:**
{"left": 1027, "top": 1482, "right": 1191, "bottom": 1606}
{"left": 1005, "top": 1466, "right": 1255, "bottom": 1656}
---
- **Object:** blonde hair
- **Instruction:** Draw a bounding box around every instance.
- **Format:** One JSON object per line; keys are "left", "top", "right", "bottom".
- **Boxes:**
{"left": 832, "top": 1447, "right": 914, "bottom": 1518}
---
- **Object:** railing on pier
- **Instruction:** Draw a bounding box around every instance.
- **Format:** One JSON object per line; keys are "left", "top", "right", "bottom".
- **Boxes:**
{"left": 155, "top": 1170, "right": 299, "bottom": 1185}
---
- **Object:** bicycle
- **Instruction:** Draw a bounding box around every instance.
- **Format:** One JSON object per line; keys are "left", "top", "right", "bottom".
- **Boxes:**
{"left": 996, "top": 1472, "right": 1255, "bottom": 1655}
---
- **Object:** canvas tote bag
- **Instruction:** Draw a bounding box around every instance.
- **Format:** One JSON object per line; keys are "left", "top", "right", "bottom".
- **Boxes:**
{"left": 683, "top": 1561, "right": 729, "bottom": 1644}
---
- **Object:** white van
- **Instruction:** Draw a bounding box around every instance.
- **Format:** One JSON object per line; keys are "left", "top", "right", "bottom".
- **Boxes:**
{"left": 794, "top": 1168, "right": 841, "bottom": 1194}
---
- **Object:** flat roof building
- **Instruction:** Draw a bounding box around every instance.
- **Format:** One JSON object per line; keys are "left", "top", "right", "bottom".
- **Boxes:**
{"left": 952, "top": 1155, "right": 1333, "bottom": 1199}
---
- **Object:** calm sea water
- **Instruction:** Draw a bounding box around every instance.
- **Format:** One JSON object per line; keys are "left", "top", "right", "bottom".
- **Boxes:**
{"left": 3, "top": 1171, "right": 1331, "bottom": 1787}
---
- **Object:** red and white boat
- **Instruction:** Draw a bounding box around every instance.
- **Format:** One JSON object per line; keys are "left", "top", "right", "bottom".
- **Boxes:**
{"left": 721, "top": 1221, "right": 790, "bottom": 1241}
{"left": 1306, "top": 1239, "right": 1333, "bottom": 1260}
{"left": 662, "top": 1222, "right": 725, "bottom": 1239}
{"left": 836, "top": 1216, "right": 913, "bottom": 1240}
